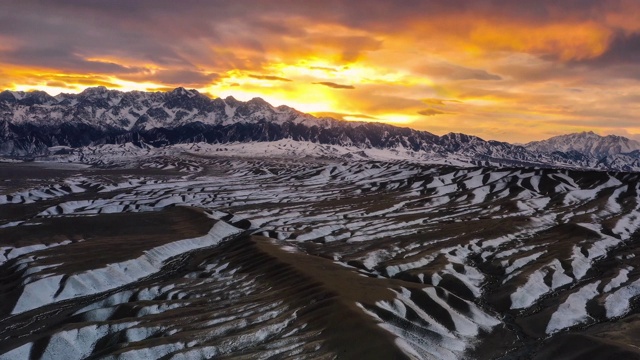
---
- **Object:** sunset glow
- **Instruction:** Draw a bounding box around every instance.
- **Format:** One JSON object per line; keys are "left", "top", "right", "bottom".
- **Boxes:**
{"left": 2, "top": 1, "right": 640, "bottom": 142}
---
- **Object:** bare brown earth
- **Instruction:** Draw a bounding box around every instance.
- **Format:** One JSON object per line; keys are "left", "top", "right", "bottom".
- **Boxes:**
{"left": 0, "top": 205, "right": 213, "bottom": 251}
{"left": 0, "top": 209, "right": 415, "bottom": 359}
{"left": 231, "top": 235, "right": 411, "bottom": 359}
{"left": 0, "top": 206, "right": 214, "bottom": 348}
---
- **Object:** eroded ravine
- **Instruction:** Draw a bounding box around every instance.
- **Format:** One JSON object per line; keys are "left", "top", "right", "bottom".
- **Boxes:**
{"left": 3, "top": 158, "right": 640, "bottom": 359}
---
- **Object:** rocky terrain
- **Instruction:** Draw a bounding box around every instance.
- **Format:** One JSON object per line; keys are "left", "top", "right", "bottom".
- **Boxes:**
{"left": 1, "top": 155, "right": 640, "bottom": 359}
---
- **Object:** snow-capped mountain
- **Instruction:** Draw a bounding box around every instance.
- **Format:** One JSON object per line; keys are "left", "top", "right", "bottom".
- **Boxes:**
{"left": 525, "top": 131, "right": 640, "bottom": 158}
{"left": 1, "top": 86, "right": 639, "bottom": 171}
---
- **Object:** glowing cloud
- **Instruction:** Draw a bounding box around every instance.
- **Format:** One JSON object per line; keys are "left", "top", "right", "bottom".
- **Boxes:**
{"left": 248, "top": 75, "right": 293, "bottom": 82}
{"left": 418, "top": 108, "right": 448, "bottom": 116}
{"left": 312, "top": 82, "right": 355, "bottom": 89}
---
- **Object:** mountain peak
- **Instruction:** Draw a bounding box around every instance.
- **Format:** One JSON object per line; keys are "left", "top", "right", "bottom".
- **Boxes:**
{"left": 21, "top": 90, "right": 57, "bottom": 105}
{"left": 224, "top": 96, "right": 243, "bottom": 108}
{"left": 248, "top": 97, "right": 270, "bottom": 106}
{"left": 84, "top": 86, "right": 108, "bottom": 92}
{"left": 525, "top": 131, "right": 640, "bottom": 158}
{"left": 0, "top": 90, "right": 19, "bottom": 102}
{"left": 170, "top": 87, "right": 198, "bottom": 98}
{"left": 79, "top": 86, "right": 110, "bottom": 98}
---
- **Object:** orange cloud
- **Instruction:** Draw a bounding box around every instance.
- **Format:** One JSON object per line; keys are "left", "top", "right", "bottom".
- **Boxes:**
{"left": 418, "top": 108, "right": 448, "bottom": 116}
{"left": 248, "top": 74, "right": 292, "bottom": 82}
{"left": 312, "top": 82, "right": 355, "bottom": 89}
{"left": 469, "top": 21, "right": 612, "bottom": 61}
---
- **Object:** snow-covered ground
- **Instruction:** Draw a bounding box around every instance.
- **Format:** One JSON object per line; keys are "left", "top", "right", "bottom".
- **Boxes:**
{"left": 2, "top": 156, "right": 640, "bottom": 359}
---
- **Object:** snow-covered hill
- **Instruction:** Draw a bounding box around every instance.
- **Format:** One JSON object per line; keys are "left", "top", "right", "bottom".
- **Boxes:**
{"left": 3, "top": 157, "right": 640, "bottom": 358}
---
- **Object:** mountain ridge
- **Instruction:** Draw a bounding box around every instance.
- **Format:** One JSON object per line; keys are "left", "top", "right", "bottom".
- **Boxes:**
{"left": 525, "top": 131, "right": 640, "bottom": 158}
{"left": 1, "top": 86, "right": 639, "bottom": 172}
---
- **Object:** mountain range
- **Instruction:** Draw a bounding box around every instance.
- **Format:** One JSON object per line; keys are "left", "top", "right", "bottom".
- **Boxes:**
{"left": 2, "top": 86, "right": 640, "bottom": 171}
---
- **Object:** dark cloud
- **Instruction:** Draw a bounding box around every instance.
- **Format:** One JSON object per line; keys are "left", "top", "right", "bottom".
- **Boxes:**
{"left": 580, "top": 31, "right": 640, "bottom": 66}
{"left": 153, "top": 70, "right": 219, "bottom": 85}
{"left": 119, "top": 70, "right": 219, "bottom": 87}
{"left": 0, "top": 46, "right": 145, "bottom": 74}
{"left": 282, "top": 0, "right": 613, "bottom": 34}
{"left": 0, "top": 1, "right": 609, "bottom": 28}
{"left": 313, "top": 82, "right": 355, "bottom": 89}
{"left": 0, "top": 2, "right": 197, "bottom": 70}
{"left": 249, "top": 75, "right": 293, "bottom": 82}
{"left": 530, "top": 31, "right": 640, "bottom": 81}
{"left": 418, "top": 108, "right": 448, "bottom": 116}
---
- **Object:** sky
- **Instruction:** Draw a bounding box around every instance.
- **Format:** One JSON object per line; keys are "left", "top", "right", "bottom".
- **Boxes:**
{"left": 1, "top": 0, "right": 640, "bottom": 143}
